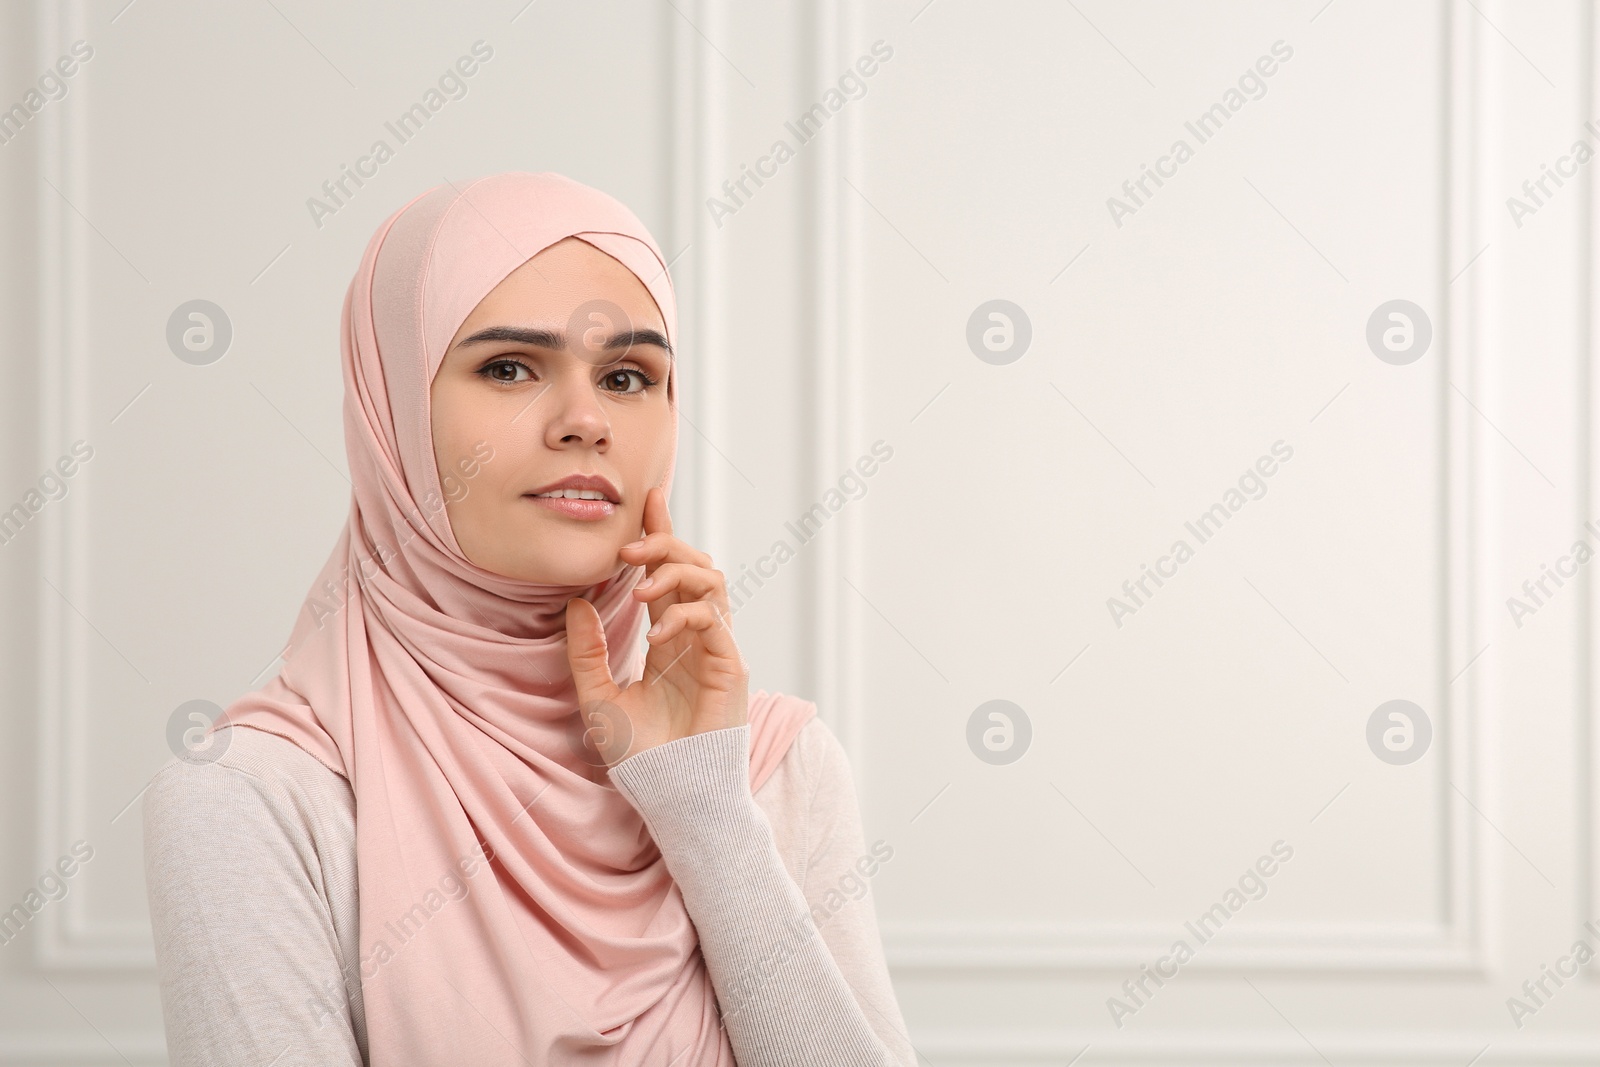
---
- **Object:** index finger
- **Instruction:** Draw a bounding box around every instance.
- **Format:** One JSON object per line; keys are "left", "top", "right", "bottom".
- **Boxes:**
{"left": 620, "top": 531, "right": 713, "bottom": 569}
{"left": 643, "top": 485, "right": 673, "bottom": 538}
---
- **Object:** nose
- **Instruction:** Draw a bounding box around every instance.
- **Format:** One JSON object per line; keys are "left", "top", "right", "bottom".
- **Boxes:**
{"left": 543, "top": 371, "right": 610, "bottom": 451}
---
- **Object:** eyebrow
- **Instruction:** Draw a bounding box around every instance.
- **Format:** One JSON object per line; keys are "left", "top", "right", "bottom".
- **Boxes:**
{"left": 455, "top": 324, "right": 673, "bottom": 358}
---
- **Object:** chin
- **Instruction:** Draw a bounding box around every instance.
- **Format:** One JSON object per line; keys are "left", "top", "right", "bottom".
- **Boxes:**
{"left": 455, "top": 506, "right": 634, "bottom": 586}
{"left": 502, "top": 529, "right": 625, "bottom": 588}
{"left": 476, "top": 554, "right": 618, "bottom": 587}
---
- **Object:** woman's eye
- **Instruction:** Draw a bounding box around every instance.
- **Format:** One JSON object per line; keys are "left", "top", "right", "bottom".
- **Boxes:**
{"left": 477, "top": 359, "right": 656, "bottom": 393}
{"left": 480, "top": 359, "right": 533, "bottom": 384}
{"left": 601, "top": 368, "right": 655, "bottom": 394}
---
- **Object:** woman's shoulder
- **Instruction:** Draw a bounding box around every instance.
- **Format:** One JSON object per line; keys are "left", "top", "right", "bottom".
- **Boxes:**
{"left": 143, "top": 725, "right": 355, "bottom": 860}
{"left": 142, "top": 727, "right": 368, "bottom": 1065}
{"left": 752, "top": 713, "right": 860, "bottom": 883}
{"left": 142, "top": 725, "right": 362, "bottom": 964}
{"left": 757, "top": 713, "right": 853, "bottom": 797}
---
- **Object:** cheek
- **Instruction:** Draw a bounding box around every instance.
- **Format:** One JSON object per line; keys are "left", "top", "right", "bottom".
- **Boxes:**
{"left": 430, "top": 385, "right": 473, "bottom": 466}
{"left": 431, "top": 386, "right": 508, "bottom": 516}
{"left": 434, "top": 384, "right": 507, "bottom": 467}
{"left": 617, "top": 406, "right": 674, "bottom": 487}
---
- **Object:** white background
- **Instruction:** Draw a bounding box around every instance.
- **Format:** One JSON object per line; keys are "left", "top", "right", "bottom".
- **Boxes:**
{"left": 1, "top": 0, "right": 1597, "bottom": 1062}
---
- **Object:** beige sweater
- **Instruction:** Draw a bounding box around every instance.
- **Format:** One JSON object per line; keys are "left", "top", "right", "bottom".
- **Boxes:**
{"left": 142, "top": 718, "right": 915, "bottom": 1066}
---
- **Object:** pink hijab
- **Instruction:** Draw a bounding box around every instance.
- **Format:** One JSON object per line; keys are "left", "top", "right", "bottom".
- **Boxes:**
{"left": 215, "top": 172, "right": 816, "bottom": 1065}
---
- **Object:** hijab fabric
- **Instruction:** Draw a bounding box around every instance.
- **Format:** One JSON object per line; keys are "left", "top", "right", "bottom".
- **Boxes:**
{"left": 215, "top": 172, "right": 816, "bottom": 1065}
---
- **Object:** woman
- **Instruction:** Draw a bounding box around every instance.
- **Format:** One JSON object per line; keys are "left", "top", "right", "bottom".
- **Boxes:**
{"left": 142, "top": 172, "right": 914, "bottom": 1066}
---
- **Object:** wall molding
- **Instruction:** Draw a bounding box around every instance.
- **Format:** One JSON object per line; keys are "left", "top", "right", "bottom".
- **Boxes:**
{"left": 832, "top": 0, "right": 1489, "bottom": 975}
{"left": 31, "top": 0, "right": 152, "bottom": 970}
{"left": 1582, "top": 0, "right": 1600, "bottom": 976}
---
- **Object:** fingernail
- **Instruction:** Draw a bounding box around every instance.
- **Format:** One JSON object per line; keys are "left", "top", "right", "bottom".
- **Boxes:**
{"left": 624, "top": 540, "right": 644, "bottom": 550}
{"left": 647, "top": 622, "right": 662, "bottom": 636}
{"left": 636, "top": 577, "right": 654, "bottom": 590}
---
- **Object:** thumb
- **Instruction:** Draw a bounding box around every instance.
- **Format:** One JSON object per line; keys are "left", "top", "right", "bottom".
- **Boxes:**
{"left": 564, "top": 598, "right": 619, "bottom": 705}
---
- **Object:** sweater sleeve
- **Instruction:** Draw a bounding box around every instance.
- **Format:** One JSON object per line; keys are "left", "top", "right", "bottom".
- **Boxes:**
{"left": 606, "top": 723, "right": 911, "bottom": 1066}
{"left": 794, "top": 720, "right": 917, "bottom": 1066}
{"left": 142, "top": 725, "right": 367, "bottom": 1067}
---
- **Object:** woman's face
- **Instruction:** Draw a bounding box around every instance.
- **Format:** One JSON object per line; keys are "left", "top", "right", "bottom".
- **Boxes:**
{"left": 430, "top": 236, "right": 674, "bottom": 586}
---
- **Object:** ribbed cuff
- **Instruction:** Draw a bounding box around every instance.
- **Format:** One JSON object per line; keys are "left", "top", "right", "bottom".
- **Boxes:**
{"left": 607, "top": 725, "right": 762, "bottom": 848}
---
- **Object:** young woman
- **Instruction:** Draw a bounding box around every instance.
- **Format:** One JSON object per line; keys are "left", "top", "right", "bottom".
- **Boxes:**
{"left": 142, "top": 172, "right": 914, "bottom": 1066}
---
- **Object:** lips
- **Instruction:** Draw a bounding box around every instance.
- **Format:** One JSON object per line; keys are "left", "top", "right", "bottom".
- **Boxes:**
{"left": 525, "top": 496, "right": 615, "bottom": 520}
{"left": 524, "top": 474, "right": 620, "bottom": 504}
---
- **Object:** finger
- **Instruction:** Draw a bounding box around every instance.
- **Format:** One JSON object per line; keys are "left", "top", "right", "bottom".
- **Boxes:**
{"left": 644, "top": 485, "right": 673, "bottom": 538}
{"left": 621, "top": 488, "right": 674, "bottom": 578}
{"left": 633, "top": 562, "right": 730, "bottom": 611}
{"left": 638, "top": 490, "right": 675, "bottom": 594}
{"left": 646, "top": 601, "right": 740, "bottom": 665}
{"left": 622, "top": 497, "right": 711, "bottom": 629}
{"left": 619, "top": 531, "right": 712, "bottom": 570}
{"left": 564, "top": 598, "right": 620, "bottom": 705}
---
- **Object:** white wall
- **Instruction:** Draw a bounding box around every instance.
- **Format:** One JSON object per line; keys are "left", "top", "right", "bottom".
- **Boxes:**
{"left": 1, "top": 0, "right": 1597, "bottom": 1062}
